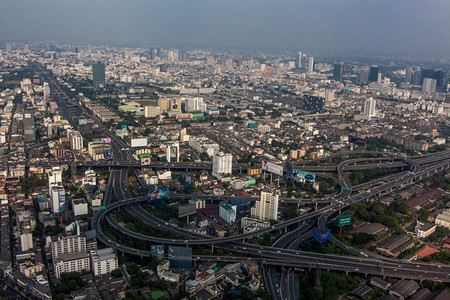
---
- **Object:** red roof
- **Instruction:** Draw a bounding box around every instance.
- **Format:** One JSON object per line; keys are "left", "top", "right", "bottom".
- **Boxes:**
{"left": 239, "top": 191, "right": 250, "bottom": 196}
{"left": 417, "top": 246, "right": 440, "bottom": 258}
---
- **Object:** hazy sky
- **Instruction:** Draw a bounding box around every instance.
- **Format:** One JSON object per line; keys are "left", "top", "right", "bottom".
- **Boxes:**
{"left": 1, "top": 0, "right": 449, "bottom": 58}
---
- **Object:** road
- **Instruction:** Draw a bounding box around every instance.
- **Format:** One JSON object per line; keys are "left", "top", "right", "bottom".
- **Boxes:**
{"left": 38, "top": 64, "right": 450, "bottom": 299}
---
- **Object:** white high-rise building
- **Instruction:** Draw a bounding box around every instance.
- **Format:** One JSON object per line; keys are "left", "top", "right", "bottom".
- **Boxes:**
{"left": 308, "top": 57, "right": 314, "bottom": 73}
{"left": 422, "top": 78, "right": 437, "bottom": 94}
{"left": 90, "top": 248, "right": 118, "bottom": 276}
{"left": 212, "top": 152, "right": 232, "bottom": 175}
{"left": 364, "top": 98, "right": 377, "bottom": 118}
{"left": 43, "top": 82, "right": 50, "bottom": 100}
{"left": 48, "top": 166, "right": 62, "bottom": 187}
{"left": 50, "top": 185, "right": 65, "bottom": 214}
{"left": 166, "top": 142, "right": 180, "bottom": 163}
{"left": 185, "top": 97, "right": 205, "bottom": 112}
{"left": 296, "top": 51, "right": 302, "bottom": 69}
{"left": 20, "top": 232, "right": 33, "bottom": 251}
{"left": 51, "top": 235, "right": 87, "bottom": 262}
{"left": 68, "top": 130, "right": 83, "bottom": 151}
{"left": 219, "top": 204, "right": 237, "bottom": 224}
{"left": 251, "top": 191, "right": 279, "bottom": 221}
{"left": 54, "top": 251, "right": 90, "bottom": 279}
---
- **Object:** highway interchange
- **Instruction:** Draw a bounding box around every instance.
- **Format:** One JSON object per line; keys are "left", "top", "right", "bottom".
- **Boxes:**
{"left": 37, "top": 64, "right": 450, "bottom": 299}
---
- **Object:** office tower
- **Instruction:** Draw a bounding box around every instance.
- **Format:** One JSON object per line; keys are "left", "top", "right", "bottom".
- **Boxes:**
{"left": 422, "top": 78, "right": 437, "bottom": 94}
{"left": 23, "top": 110, "right": 35, "bottom": 143}
{"left": 43, "top": 82, "right": 50, "bottom": 100}
{"left": 51, "top": 235, "right": 87, "bottom": 261}
{"left": 333, "top": 63, "right": 344, "bottom": 82}
{"left": 212, "top": 152, "right": 233, "bottom": 175}
{"left": 411, "top": 67, "right": 422, "bottom": 85}
{"left": 185, "top": 97, "right": 205, "bottom": 112}
{"left": 308, "top": 57, "right": 314, "bottom": 73}
{"left": 92, "top": 62, "right": 105, "bottom": 91}
{"left": 296, "top": 51, "right": 302, "bottom": 69}
{"left": 166, "top": 142, "right": 180, "bottom": 163}
{"left": 420, "top": 69, "right": 435, "bottom": 85}
{"left": 158, "top": 98, "right": 171, "bottom": 113}
{"left": 179, "top": 50, "right": 188, "bottom": 62}
{"left": 360, "top": 69, "right": 369, "bottom": 84}
{"left": 251, "top": 190, "right": 279, "bottom": 221}
{"left": 433, "top": 70, "right": 445, "bottom": 88}
{"left": 364, "top": 98, "right": 377, "bottom": 118}
{"left": 90, "top": 248, "right": 118, "bottom": 276}
{"left": 74, "top": 47, "right": 79, "bottom": 54}
{"left": 368, "top": 66, "right": 379, "bottom": 82}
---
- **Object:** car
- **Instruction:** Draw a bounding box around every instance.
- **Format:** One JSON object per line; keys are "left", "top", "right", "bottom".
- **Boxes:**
{"left": 424, "top": 271, "right": 428, "bottom": 274}
{"left": 434, "top": 277, "right": 438, "bottom": 279}
{"left": 217, "top": 257, "right": 221, "bottom": 260}
{"left": 394, "top": 269, "right": 397, "bottom": 271}
{"left": 258, "top": 251, "right": 261, "bottom": 254}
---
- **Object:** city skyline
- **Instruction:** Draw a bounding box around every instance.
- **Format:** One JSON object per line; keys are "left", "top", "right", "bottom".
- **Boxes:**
{"left": 1, "top": 0, "right": 449, "bottom": 60}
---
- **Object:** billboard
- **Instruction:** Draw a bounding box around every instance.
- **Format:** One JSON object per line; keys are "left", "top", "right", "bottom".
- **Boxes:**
{"left": 313, "top": 228, "right": 331, "bottom": 244}
{"left": 292, "top": 169, "right": 316, "bottom": 183}
{"left": 104, "top": 150, "right": 113, "bottom": 161}
{"left": 92, "top": 138, "right": 111, "bottom": 144}
{"left": 147, "top": 188, "right": 170, "bottom": 201}
{"left": 336, "top": 215, "right": 352, "bottom": 227}
{"left": 139, "top": 153, "right": 151, "bottom": 159}
{"left": 131, "top": 138, "right": 148, "bottom": 148}
{"left": 58, "top": 190, "right": 65, "bottom": 213}
{"left": 261, "top": 160, "right": 283, "bottom": 176}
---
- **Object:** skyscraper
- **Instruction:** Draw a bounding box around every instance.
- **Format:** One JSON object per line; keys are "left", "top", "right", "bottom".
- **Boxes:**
{"left": 92, "top": 62, "right": 105, "bottom": 91}
{"left": 333, "top": 63, "right": 344, "bottom": 82}
{"left": 296, "top": 51, "right": 302, "bottom": 69}
{"left": 364, "top": 98, "right": 377, "bottom": 118}
{"left": 360, "top": 69, "right": 369, "bottom": 85}
{"left": 43, "top": 82, "right": 50, "bottom": 100}
{"left": 368, "top": 66, "right": 379, "bottom": 82}
{"left": 308, "top": 57, "right": 314, "bottom": 73}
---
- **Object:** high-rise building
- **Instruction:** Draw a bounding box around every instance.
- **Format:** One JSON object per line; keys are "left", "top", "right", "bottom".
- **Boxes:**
{"left": 158, "top": 98, "right": 171, "bottom": 113}
{"left": 50, "top": 185, "right": 65, "bottom": 214}
{"left": 54, "top": 251, "right": 90, "bottom": 279}
{"left": 68, "top": 130, "right": 83, "bottom": 152}
{"left": 212, "top": 152, "right": 232, "bottom": 175}
{"left": 405, "top": 67, "right": 413, "bottom": 84}
{"left": 364, "top": 98, "right": 377, "bottom": 118}
{"left": 23, "top": 110, "right": 35, "bottom": 143}
{"left": 421, "top": 69, "right": 435, "bottom": 85}
{"left": 51, "top": 235, "right": 87, "bottom": 262}
{"left": 90, "top": 248, "right": 118, "bottom": 276}
{"left": 92, "top": 62, "right": 105, "bottom": 90}
{"left": 43, "top": 82, "right": 50, "bottom": 100}
{"left": 360, "top": 69, "right": 369, "bottom": 84}
{"left": 144, "top": 106, "right": 161, "bottom": 118}
{"left": 308, "top": 57, "right": 314, "bottom": 73}
{"left": 219, "top": 203, "right": 237, "bottom": 224}
{"left": 333, "top": 63, "right": 344, "bottom": 82}
{"left": 433, "top": 70, "right": 445, "bottom": 88}
{"left": 422, "top": 78, "right": 437, "bottom": 94}
{"left": 296, "top": 51, "right": 302, "bottom": 69}
{"left": 251, "top": 190, "right": 279, "bottom": 221}
{"left": 20, "top": 231, "right": 33, "bottom": 251}
{"left": 185, "top": 97, "right": 205, "bottom": 112}
{"left": 48, "top": 166, "right": 62, "bottom": 187}
{"left": 368, "top": 66, "right": 379, "bottom": 82}
{"left": 166, "top": 142, "right": 180, "bottom": 163}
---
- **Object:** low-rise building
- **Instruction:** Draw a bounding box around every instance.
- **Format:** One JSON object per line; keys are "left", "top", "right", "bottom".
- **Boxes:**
{"left": 389, "top": 280, "right": 419, "bottom": 300}
{"left": 414, "top": 221, "right": 436, "bottom": 238}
